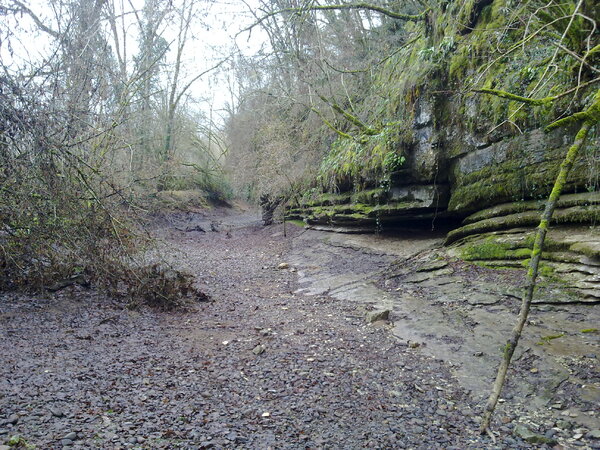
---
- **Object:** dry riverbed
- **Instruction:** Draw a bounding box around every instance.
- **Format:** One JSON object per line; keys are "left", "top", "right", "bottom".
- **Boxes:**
{"left": 0, "top": 207, "right": 598, "bottom": 449}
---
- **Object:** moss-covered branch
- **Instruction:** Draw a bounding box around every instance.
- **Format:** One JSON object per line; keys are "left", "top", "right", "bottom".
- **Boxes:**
{"left": 545, "top": 111, "right": 590, "bottom": 131}
{"left": 545, "top": 82, "right": 600, "bottom": 131}
{"left": 319, "top": 95, "right": 379, "bottom": 135}
{"left": 480, "top": 88, "right": 600, "bottom": 434}
{"left": 310, "top": 107, "right": 356, "bottom": 141}
{"left": 473, "top": 77, "right": 600, "bottom": 110}
{"left": 473, "top": 88, "right": 554, "bottom": 105}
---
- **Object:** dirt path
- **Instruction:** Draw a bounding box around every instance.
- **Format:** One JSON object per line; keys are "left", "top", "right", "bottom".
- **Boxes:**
{"left": 0, "top": 207, "right": 597, "bottom": 449}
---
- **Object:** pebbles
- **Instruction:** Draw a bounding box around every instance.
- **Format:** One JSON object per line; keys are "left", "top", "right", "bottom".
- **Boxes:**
{"left": 49, "top": 407, "right": 65, "bottom": 418}
{"left": 252, "top": 344, "right": 266, "bottom": 355}
{"left": 5, "top": 416, "right": 18, "bottom": 426}
{"left": 0, "top": 216, "right": 594, "bottom": 448}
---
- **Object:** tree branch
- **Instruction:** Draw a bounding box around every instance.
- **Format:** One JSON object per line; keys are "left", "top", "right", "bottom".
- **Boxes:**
{"left": 319, "top": 95, "right": 379, "bottom": 135}
{"left": 9, "top": 0, "right": 60, "bottom": 39}
{"left": 552, "top": 41, "right": 600, "bottom": 74}
{"left": 474, "top": 76, "right": 600, "bottom": 108}
{"left": 173, "top": 56, "right": 231, "bottom": 111}
{"left": 546, "top": 111, "right": 590, "bottom": 131}
{"left": 480, "top": 88, "right": 600, "bottom": 434}
{"left": 310, "top": 107, "right": 355, "bottom": 141}
{"left": 241, "top": 3, "right": 427, "bottom": 35}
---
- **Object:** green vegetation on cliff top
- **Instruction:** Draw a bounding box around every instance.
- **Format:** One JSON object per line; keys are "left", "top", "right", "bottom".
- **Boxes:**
{"left": 315, "top": 0, "right": 595, "bottom": 194}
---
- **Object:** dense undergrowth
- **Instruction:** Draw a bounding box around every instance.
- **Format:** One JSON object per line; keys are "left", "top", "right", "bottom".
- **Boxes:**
{"left": 0, "top": 75, "right": 212, "bottom": 310}
{"left": 0, "top": 0, "right": 238, "bottom": 307}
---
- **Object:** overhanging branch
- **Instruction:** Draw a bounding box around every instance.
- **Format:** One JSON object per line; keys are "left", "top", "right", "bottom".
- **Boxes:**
{"left": 241, "top": 3, "right": 428, "bottom": 35}
{"left": 9, "top": 0, "right": 60, "bottom": 39}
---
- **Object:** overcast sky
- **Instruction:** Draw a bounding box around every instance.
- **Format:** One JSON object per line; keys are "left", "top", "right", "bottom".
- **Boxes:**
{"left": 2, "top": 0, "right": 267, "bottom": 124}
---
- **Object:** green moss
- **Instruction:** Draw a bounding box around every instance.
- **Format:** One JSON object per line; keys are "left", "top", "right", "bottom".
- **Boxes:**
{"left": 464, "top": 192, "right": 600, "bottom": 224}
{"left": 301, "top": 202, "right": 377, "bottom": 224}
{"left": 447, "top": 205, "right": 600, "bottom": 244}
{"left": 352, "top": 203, "right": 377, "bottom": 214}
{"left": 448, "top": 44, "right": 470, "bottom": 80}
{"left": 472, "top": 261, "right": 523, "bottom": 270}
{"left": 569, "top": 242, "right": 600, "bottom": 258}
{"left": 301, "top": 192, "right": 352, "bottom": 207}
{"left": 447, "top": 211, "right": 540, "bottom": 244}
{"left": 460, "top": 238, "right": 512, "bottom": 260}
{"left": 318, "top": 122, "right": 407, "bottom": 190}
{"left": 293, "top": 195, "right": 448, "bottom": 227}
{"left": 513, "top": 248, "right": 532, "bottom": 258}
{"left": 541, "top": 333, "right": 564, "bottom": 340}
{"left": 286, "top": 219, "right": 307, "bottom": 228}
{"left": 539, "top": 264, "right": 555, "bottom": 277}
{"left": 460, "top": 238, "right": 541, "bottom": 261}
{"left": 520, "top": 258, "right": 555, "bottom": 277}
{"left": 351, "top": 188, "right": 387, "bottom": 205}
{"left": 7, "top": 435, "right": 34, "bottom": 449}
{"left": 448, "top": 139, "right": 597, "bottom": 214}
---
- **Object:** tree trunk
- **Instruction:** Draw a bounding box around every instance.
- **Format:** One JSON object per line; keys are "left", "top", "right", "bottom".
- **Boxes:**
{"left": 480, "top": 117, "right": 594, "bottom": 433}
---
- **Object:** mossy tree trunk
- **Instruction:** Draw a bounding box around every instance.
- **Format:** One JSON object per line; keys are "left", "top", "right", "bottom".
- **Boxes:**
{"left": 480, "top": 89, "right": 600, "bottom": 433}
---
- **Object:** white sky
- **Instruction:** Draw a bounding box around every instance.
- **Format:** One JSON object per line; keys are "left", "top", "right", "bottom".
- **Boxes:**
{"left": 2, "top": 0, "right": 267, "bottom": 124}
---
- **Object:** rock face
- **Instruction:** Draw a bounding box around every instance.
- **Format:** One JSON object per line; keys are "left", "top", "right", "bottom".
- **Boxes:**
{"left": 287, "top": 93, "right": 599, "bottom": 299}
{"left": 447, "top": 127, "right": 595, "bottom": 216}
{"left": 365, "top": 310, "right": 390, "bottom": 323}
{"left": 290, "top": 107, "right": 598, "bottom": 226}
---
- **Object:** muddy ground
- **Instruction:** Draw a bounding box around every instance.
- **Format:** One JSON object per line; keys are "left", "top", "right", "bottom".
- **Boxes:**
{"left": 0, "top": 205, "right": 598, "bottom": 449}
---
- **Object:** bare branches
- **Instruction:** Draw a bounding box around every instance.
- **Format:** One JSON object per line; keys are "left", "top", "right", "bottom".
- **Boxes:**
{"left": 8, "top": 0, "right": 60, "bottom": 38}
{"left": 241, "top": 2, "right": 428, "bottom": 35}
{"left": 173, "top": 57, "right": 232, "bottom": 113}
{"left": 553, "top": 41, "right": 600, "bottom": 74}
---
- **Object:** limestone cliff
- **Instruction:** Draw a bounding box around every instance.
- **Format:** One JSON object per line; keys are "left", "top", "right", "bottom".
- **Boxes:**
{"left": 287, "top": 0, "right": 599, "bottom": 299}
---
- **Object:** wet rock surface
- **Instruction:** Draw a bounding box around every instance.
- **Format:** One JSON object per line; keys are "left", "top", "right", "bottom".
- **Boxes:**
{"left": 1, "top": 208, "right": 598, "bottom": 448}
{"left": 289, "top": 226, "right": 600, "bottom": 448}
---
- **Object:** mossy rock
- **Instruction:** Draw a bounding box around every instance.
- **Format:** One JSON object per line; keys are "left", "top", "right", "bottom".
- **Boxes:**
{"left": 570, "top": 241, "right": 600, "bottom": 259}
{"left": 300, "top": 192, "right": 352, "bottom": 208}
{"left": 464, "top": 192, "right": 600, "bottom": 225}
{"left": 351, "top": 188, "right": 387, "bottom": 205}
{"left": 446, "top": 205, "right": 600, "bottom": 244}
{"left": 286, "top": 219, "right": 307, "bottom": 228}
{"left": 451, "top": 222, "right": 600, "bottom": 301}
{"left": 447, "top": 127, "right": 591, "bottom": 214}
